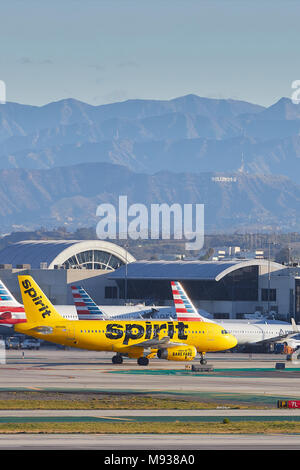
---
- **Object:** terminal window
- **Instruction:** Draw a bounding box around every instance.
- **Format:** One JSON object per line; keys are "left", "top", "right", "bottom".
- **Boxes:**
{"left": 105, "top": 286, "right": 118, "bottom": 299}
{"left": 117, "top": 265, "right": 258, "bottom": 302}
{"left": 261, "top": 288, "right": 276, "bottom": 302}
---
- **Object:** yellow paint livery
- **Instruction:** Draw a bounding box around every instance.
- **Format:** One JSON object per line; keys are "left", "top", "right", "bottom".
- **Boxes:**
{"left": 15, "top": 275, "right": 237, "bottom": 365}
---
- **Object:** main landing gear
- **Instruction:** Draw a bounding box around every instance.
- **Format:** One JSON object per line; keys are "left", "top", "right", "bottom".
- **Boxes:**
{"left": 111, "top": 354, "right": 149, "bottom": 366}
{"left": 137, "top": 356, "right": 149, "bottom": 366}
{"left": 112, "top": 354, "right": 123, "bottom": 364}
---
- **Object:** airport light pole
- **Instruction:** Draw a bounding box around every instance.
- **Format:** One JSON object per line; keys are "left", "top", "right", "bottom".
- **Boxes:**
{"left": 125, "top": 242, "right": 128, "bottom": 304}
{"left": 268, "top": 242, "right": 271, "bottom": 316}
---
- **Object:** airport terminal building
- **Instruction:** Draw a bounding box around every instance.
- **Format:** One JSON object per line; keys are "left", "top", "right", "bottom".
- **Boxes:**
{"left": 108, "top": 259, "right": 298, "bottom": 321}
{"left": 0, "top": 240, "right": 135, "bottom": 305}
{"left": 0, "top": 239, "right": 299, "bottom": 321}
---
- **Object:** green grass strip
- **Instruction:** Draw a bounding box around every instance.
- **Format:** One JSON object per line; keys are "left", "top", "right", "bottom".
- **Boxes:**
{"left": 0, "top": 421, "right": 300, "bottom": 434}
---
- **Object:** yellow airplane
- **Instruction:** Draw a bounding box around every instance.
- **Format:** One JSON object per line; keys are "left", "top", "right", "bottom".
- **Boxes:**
{"left": 15, "top": 275, "right": 237, "bottom": 366}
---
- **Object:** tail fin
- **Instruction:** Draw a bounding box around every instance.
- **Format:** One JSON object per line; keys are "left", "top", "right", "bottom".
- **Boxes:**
{"left": 18, "top": 275, "right": 64, "bottom": 323}
{"left": 71, "top": 285, "right": 106, "bottom": 320}
{"left": 291, "top": 317, "right": 299, "bottom": 333}
{"left": 0, "top": 280, "right": 22, "bottom": 307}
{"left": 171, "top": 281, "right": 212, "bottom": 322}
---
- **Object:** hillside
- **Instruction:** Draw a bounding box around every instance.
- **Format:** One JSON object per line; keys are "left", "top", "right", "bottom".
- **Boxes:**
{"left": 0, "top": 94, "right": 300, "bottom": 232}
{"left": 0, "top": 162, "right": 298, "bottom": 233}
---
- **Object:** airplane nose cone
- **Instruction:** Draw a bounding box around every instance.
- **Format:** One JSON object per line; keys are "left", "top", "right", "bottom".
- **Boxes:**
{"left": 228, "top": 334, "right": 238, "bottom": 349}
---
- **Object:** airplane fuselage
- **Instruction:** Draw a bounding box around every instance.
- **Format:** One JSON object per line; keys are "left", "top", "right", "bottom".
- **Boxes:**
{"left": 218, "top": 321, "right": 293, "bottom": 345}
{"left": 15, "top": 319, "right": 237, "bottom": 355}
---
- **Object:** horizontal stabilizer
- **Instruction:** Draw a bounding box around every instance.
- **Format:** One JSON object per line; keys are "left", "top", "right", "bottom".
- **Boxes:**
{"left": 29, "top": 326, "right": 53, "bottom": 335}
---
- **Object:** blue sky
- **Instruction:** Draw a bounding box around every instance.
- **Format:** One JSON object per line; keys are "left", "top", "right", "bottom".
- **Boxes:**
{"left": 0, "top": 0, "right": 299, "bottom": 107}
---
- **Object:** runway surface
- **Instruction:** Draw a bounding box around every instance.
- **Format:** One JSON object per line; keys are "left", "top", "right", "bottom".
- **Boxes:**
{"left": 2, "top": 349, "right": 300, "bottom": 398}
{"left": 1, "top": 349, "right": 300, "bottom": 450}
{"left": 0, "top": 433, "right": 300, "bottom": 450}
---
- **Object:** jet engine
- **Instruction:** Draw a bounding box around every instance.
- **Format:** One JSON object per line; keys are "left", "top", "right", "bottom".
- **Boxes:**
{"left": 157, "top": 345, "right": 197, "bottom": 361}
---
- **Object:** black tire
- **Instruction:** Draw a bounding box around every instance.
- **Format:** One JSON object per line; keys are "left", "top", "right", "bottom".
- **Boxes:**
{"left": 112, "top": 355, "right": 117, "bottom": 364}
{"left": 137, "top": 356, "right": 149, "bottom": 366}
{"left": 112, "top": 355, "right": 123, "bottom": 364}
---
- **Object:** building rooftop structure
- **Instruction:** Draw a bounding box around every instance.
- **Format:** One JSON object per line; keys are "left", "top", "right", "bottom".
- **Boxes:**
{"left": 109, "top": 258, "right": 286, "bottom": 281}
{"left": 0, "top": 240, "right": 135, "bottom": 270}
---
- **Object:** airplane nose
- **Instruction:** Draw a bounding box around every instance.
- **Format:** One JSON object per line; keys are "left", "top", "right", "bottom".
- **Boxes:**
{"left": 227, "top": 334, "right": 238, "bottom": 349}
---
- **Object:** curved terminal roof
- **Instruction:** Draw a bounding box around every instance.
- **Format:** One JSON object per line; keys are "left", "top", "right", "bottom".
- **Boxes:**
{"left": 109, "top": 259, "right": 285, "bottom": 281}
{"left": 0, "top": 240, "right": 135, "bottom": 270}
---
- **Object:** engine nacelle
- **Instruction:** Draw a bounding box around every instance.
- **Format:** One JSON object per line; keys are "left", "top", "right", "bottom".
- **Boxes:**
{"left": 157, "top": 345, "right": 197, "bottom": 361}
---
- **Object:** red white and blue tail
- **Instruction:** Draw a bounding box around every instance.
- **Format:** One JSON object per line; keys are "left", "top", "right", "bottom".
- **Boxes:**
{"left": 0, "top": 280, "right": 22, "bottom": 307}
{"left": 171, "top": 281, "right": 212, "bottom": 322}
{"left": 0, "top": 280, "right": 26, "bottom": 324}
{"left": 71, "top": 285, "right": 106, "bottom": 320}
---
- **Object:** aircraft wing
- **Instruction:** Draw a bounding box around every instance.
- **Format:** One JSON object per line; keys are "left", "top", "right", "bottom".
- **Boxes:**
{"left": 256, "top": 320, "right": 299, "bottom": 345}
{"left": 257, "top": 333, "right": 291, "bottom": 344}
{"left": 118, "top": 336, "right": 187, "bottom": 350}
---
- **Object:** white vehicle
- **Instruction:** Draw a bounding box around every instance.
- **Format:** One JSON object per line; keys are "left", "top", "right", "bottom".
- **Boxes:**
{"left": 20, "top": 338, "right": 40, "bottom": 350}
{"left": 276, "top": 321, "right": 300, "bottom": 350}
{"left": 5, "top": 336, "right": 21, "bottom": 349}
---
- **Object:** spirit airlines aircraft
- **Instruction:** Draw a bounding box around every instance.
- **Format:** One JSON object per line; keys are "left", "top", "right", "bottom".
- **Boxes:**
{"left": 171, "top": 281, "right": 299, "bottom": 351}
{"left": 14, "top": 275, "right": 237, "bottom": 366}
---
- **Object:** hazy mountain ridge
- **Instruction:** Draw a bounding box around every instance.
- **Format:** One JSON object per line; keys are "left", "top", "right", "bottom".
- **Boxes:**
{"left": 0, "top": 94, "right": 300, "bottom": 232}
{"left": 0, "top": 162, "right": 299, "bottom": 233}
{"left": 0, "top": 95, "right": 300, "bottom": 182}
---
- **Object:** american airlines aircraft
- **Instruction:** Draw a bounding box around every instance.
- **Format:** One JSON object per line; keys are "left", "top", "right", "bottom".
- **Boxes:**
{"left": 170, "top": 281, "right": 299, "bottom": 350}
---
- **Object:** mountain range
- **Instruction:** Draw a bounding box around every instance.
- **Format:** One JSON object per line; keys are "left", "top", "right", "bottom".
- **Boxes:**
{"left": 1, "top": 94, "right": 300, "bottom": 232}
{"left": 0, "top": 162, "right": 299, "bottom": 233}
